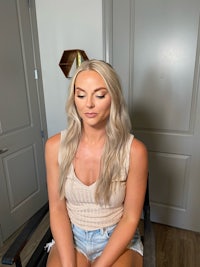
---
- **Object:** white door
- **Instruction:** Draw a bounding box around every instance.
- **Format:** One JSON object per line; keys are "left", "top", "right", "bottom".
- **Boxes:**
{"left": 0, "top": 0, "right": 48, "bottom": 243}
{"left": 103, "top": 0, "right": 200, "bottom": 232}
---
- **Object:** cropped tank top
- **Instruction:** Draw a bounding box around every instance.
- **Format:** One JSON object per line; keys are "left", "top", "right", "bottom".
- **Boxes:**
{"left": 58, "top": 130, "right": 134, "bottom": 230}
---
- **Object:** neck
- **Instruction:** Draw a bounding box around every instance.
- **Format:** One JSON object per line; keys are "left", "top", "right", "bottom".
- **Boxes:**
{"left": 81, "top": 127, "right": 106, "bottom": 145}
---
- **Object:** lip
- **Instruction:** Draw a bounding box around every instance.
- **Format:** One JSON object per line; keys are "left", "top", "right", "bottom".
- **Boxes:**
{"left": 84, "top": 113, "right": 97, "bottom": 118}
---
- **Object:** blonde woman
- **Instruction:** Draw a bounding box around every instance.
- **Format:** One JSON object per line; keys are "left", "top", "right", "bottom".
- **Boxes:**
{"left": 45, "top": 59, "right": 148, "bottom": 267}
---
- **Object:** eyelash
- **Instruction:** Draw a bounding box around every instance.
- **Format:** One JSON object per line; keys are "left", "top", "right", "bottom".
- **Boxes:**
{"left": 97, "top": 95, "right": 105, "bottom": 99}
{"left": 77, "top": 95, "right": 85, "bottom": 98}
{"left": 77, "top": 95, "right": 106, "bottom": 99}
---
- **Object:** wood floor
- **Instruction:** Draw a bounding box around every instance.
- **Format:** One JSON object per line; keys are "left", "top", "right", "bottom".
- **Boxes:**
{"left": 151, "top": 223, "right": 200, "bottom": 267}
{"left": 0, "top": 215, "right": 200, "bottom": 267}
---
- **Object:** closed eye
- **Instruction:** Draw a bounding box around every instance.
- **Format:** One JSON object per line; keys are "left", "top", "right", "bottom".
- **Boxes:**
{"left": 96, "top": 95, "right": 106, "bottom": 99}
{"left": 77, "top": 95, "right": 85, "bottom": 98}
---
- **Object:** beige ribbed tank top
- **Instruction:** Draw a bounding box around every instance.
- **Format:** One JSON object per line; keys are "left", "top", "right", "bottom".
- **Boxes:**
{"left": 59, "top": 130, "right": 134, "bottom": 230}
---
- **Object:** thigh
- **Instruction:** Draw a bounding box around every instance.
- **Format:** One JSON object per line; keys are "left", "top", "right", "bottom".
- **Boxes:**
{"left": 46, "top": 245, "right": 62, "bottom": 267}
{"left": 46, "top": 245, "right": 90, "bottom": 267}
{"left": 112, "top": 249, "right": 143, "bottom": 267}
{"left": 76, "top": 250, "right": 90, "bottom": 267}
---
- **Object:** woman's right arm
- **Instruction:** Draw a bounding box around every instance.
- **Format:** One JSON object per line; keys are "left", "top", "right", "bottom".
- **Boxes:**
{"left": 45, "top": 133, "right": 76, "bottom": 267}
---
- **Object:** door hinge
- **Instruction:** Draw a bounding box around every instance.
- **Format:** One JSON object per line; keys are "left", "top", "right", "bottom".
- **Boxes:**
{"left": 41, "top": 130, "right": 45, "bottom": 139}
{"left": 34, "top": 69, "right": 38, "bottom": 80}
{"left": 0, "top": 120, "right": 3, "bottom": 134}
{"left": 0, "top": 224, "right": 3, "bottom": 247}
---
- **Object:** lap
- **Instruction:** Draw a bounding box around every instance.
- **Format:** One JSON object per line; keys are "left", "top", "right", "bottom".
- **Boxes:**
{"left": 46, "top": 244, "right": 90, "bottom": 267}
{"left": 111, "top": 249, "right": 143, "bottom": 267}
{"left": 47, "top": 245, "right": 143, "bottom": 267}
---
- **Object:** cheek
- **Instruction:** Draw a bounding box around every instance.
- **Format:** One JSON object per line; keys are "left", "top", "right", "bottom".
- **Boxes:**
{"left": 74, "top": 102, "right": 82, "bottom": 118}
{"left": 74, "top": 99, "right": 83, "bottom": 112}
{"left": 106, "top": 104, "right": 111, "bottom": 114}
{"left": 105, "top": 99, "right": 111, "bottom": 112}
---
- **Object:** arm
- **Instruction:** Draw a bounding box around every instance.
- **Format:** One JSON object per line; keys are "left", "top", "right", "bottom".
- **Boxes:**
{"left": 45, "top": 134, "right": 76, "bottom": 267}
{"left": 92, "top": 138, "right": 148, "bottom": 267}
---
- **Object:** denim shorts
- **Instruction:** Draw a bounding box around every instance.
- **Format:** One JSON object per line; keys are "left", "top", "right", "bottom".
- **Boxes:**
{"left": 45, "top": 224, "right": 143, "bottom": 262}
{"left": 72, "top": 223, "right": 143, "bottom": 262}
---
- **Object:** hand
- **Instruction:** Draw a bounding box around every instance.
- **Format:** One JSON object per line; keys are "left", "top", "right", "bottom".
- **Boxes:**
{"left": 91, "top": 258, "right": 100, "bottom": 267}
{"left": 91, "top": 258, "right": 110, "bottom": 267}
{"left": 91, "top": 260, "right": 98, "bottom": 267}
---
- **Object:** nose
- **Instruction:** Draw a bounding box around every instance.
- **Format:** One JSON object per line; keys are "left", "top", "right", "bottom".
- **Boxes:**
{"left": 86, "top": 96, "right": 95, "bottom": 108}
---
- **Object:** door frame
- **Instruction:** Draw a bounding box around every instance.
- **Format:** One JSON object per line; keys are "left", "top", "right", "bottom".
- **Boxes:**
{"left": 102, "top": 0, "right": 113, "bottom": 64}
{"left": 29, "top": 0, "right": 47, "bottom": 143}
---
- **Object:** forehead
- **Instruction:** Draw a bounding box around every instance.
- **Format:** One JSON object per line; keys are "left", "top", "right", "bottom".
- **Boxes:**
{"left": 75, "top": 70, "right": 106, "bottom": 87}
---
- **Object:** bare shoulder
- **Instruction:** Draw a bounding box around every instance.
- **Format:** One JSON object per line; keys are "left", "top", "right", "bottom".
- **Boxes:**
{"left": 131, "top": 137, "right": 148, "bottom": 158}
{"left": 45, "top": 132, "right": 61, "bottom": 154}
{"left": 129, "top": 137, "right": 148, "bottom": 180}
{"left": 129, "top": 137, "right": 148, "bottom": 171}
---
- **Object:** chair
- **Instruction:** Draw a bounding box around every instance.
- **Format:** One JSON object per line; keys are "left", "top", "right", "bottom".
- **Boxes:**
{"left": 1, "top": 176, "right": 156, "bottom": 267}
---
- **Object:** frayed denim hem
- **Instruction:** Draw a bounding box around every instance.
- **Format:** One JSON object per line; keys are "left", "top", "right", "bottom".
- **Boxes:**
{"left": 44, "top": 239, "right": 55, "bottom": 253}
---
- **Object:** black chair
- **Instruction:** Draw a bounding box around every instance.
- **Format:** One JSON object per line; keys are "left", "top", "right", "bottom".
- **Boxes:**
{"left": 1, "top": 177, "right": 156, "bottom": 267}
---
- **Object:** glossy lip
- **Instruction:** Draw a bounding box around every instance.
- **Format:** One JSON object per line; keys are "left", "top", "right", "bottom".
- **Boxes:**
{"left": 84, "top": 112, "right": 97, "bottom": 118}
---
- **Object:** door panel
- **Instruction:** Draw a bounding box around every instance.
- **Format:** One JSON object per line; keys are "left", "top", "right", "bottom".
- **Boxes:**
{"left": 4, "top": 146, "right": 39, "bottom": 209}
{"left": 0, "top": 0, "right": 47, "bottom": 242}
{"left": 103, "top": 0, "right": 200, "bottom": 232}
{"left": 0, "top": 1, "right": 30, "bottom": 133}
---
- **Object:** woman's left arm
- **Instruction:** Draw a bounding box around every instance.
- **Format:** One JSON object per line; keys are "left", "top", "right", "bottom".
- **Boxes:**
{"left": 92, "top": 138, "right": 148, "bottom": 267}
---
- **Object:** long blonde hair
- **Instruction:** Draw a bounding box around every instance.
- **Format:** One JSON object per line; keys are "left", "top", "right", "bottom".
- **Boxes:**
{"left": 59, "top": 59, "right": 131, "bottom": 204}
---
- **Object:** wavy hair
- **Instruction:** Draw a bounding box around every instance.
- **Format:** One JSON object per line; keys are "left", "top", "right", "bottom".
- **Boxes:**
{"left": 59, "top": 59, "right": 132, "bottom": 204}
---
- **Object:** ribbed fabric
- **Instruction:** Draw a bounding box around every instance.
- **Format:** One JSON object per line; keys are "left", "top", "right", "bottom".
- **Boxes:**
{"left": 59, "top": 130, "right": 134, "bottom": 230}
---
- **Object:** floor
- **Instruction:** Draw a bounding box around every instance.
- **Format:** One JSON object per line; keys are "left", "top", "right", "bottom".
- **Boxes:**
{"left": 151, "top": 223, "right": 200, "bottom": 267}
{"left": 0, "top": 215, "right": 200, "bottom": 267}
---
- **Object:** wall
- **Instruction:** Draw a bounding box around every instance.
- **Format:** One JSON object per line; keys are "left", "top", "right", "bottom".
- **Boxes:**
{"left": 35, "top": 0, "right": 103, "bottom": 137}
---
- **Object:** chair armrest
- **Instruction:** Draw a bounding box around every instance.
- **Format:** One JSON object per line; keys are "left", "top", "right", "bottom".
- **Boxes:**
{"left": 26, "top": 228, "right": 52, "bottom": 267}
{"left": 143, "top": 177, "right": 156, "bottom": 267}
{"left": 1, "top": 202, "right": 49, "bottom": 266}
{"left": 143, "top": 204, "right": 156, "bottom": 267}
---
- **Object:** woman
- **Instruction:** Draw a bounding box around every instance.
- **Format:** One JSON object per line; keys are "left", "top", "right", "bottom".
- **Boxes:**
{"left": 45, "top": 59, "right": 148, "bottom": 267}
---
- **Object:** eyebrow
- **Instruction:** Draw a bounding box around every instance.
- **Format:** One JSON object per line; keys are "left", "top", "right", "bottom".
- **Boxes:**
{"left": 75, "top": 87, "right": 107, "bottom": 92}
